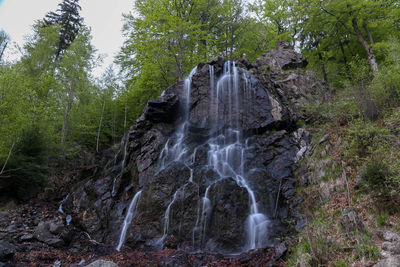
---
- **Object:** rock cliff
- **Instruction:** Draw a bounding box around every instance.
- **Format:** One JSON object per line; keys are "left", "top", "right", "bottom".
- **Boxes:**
{"left": 64, "top": 42, "right": 325, "bottom": 254}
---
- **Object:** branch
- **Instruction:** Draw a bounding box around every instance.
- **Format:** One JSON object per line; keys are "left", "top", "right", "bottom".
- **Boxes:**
{"left": 318, "top": 2, "right": 354, "bottom": 35}
{"left": 0, "top": 140, "right": 15, "bottom": 176}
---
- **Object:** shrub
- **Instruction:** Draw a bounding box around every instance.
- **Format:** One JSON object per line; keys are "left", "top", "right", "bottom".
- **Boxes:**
{"left": 345, "top": 119, "right": 390, "bottom": 158}
{"left": 361, "top": 159, "right": 390, "bottom": 189}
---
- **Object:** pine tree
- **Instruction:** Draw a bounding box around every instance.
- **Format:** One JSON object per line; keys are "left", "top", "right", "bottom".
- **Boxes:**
{"left": 44, "top": 0, "right": 83, "bottom": 58}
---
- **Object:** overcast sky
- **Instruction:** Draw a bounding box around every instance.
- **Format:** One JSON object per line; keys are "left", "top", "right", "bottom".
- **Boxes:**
{"left": 0, "top": 0, "right": 133, "bottom": 77}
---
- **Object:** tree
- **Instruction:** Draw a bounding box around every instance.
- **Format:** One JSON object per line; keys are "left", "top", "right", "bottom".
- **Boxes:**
{"left": 293, "top": 0, "right": 398, "bottom": 75}
{"left": 251, "top": 0, "right": 295, "bottom": 48}
{"left": 44, "top": 0, "right": 83, "bottom": 58}
{"left": 0, "top": 30, "right": 10, "bottom": 61}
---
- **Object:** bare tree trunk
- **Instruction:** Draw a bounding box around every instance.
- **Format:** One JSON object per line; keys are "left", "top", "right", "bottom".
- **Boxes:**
{"left": 96, "top": 98, "right": 106, "bottom": 152}
{"left": 0, "top": 140, "right": 15, "bottom": 176}
{"left": 363, "top": 24, "right": 375, "bottom": 45}
{"left": 352, "top": 18, "right": 379, "bottom": 73}
{"left": 124, "top": 91, "right": 127, "bottom": 133}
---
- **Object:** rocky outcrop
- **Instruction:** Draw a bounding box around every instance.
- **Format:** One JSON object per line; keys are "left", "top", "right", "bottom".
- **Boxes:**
{"left": 65, "top": 44, "right": 324, "bottom": 254}
{"left": 374, "top": 255, "right": 400, "bottom": 267}
{"left": 340, "top": 208, "right": 365, "bottom": 233}
{"left": 256, "top": 41, "right": 308, "bottom": 71}
{"left": 34, "top": 221, "right": 65, "bottom": 247}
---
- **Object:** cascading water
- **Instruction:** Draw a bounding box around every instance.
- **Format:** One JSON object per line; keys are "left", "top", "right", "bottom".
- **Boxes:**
{"left": 155, "top": 61, "right": 270, "bottom": 251}
{"left": 111, "top": 134, "right": 129, "bottom": 197}
{"left": 116, "top": 190, "right": 142, "bottom": 251}
{"left": 58, "top": 193, "right": 70, "bottom": 214}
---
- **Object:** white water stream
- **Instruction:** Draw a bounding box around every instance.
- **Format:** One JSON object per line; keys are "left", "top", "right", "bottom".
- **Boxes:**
{"left": 155, "top": 62, "right": 269, "bottom": 251}
{"left": 116, "top": 190, "right": 142, "bottom": 251}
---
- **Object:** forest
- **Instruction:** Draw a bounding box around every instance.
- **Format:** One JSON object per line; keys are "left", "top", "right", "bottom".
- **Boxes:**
{"left": 1, "top": 0, "right": 400, "bottom": 266}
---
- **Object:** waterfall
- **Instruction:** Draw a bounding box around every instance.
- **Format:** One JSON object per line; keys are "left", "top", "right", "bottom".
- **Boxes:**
{"left": 157, "top": 62, "right": 269, "bottom": 251}
{"left": 158, "top": 67, "right": 197, "bottom": 170}
{"left": 155, "top": 67, "right": 198, "bottom": 248}
{"left": 116, "top": 190, "right": 142, "bottom": 251}
{"left": 58, "top": 193, "right": 70, "bottom": 214}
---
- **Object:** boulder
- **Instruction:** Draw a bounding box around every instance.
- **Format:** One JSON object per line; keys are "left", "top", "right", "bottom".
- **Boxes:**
{"left": 0, "top": 241, "right": 15, "bottom": 261}
{"left": 34, "top": 221, "right": 65, "bottom": 247}
{"left": 374, "top": 255, "right": 400, "bottom": 267}
{"left": 49, "top": 222, "right": 64, "bottom": 235}
{"left": 381, "top": 241, "right": 400, "bottom": 255}
{"left": 20, "top": 234, "right": 34, "bottom": 241}
{"left": 84, "top": 260, "right": 118, "bottom": 267}
{"left": 381, "top": 231, "right": 400, "bottom": 242}
{"left": 340, "top": 208, "right": 365, "bottom": 233}
{"left": 273, "top": 242, "right": 287, "bottom": 260}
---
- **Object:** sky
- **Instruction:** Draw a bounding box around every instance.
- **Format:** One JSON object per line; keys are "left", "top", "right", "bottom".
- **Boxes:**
{"left": 0, "top": 0, "right": 133, "bottom": 77}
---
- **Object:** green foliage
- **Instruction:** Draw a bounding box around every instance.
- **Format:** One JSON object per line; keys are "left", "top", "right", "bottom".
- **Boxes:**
{"left": 369, "top": 37, "right": 400, "bottom": 107}
{"left": 353, "top": 233, "right": 380, "bottom": 261}
{"left": 360, "top": 159, "right": 390, "bottom": 191}
{"left": 376, "top": 211, "right": 389, "bottom": 227}
{"left": 287, "top": 216, "right": 336, "bottom": 266}
{"left": 0, "top": 128, "right": 48, "bottom": 200}
{"left": 332, "top": 259, "right": 350, "bottom": 267}
{"left": 344, "top": 119, "right": 389, "bottom": 158}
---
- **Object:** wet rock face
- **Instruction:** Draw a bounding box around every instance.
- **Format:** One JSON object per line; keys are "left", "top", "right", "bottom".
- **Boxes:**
{"left": 0, "top": 241, "right": 15, "bottom": 261}
{"left": 68, "top": 45, "right": 324, "bottom": 253}
{"left": 185, "top": 63, "right": 294, "bottom": 132}
{"left": 144, "top": 93, "right": 180, "bottom": 123}
{"left": 206, "top": 178, "right": 249, "bottom": 251}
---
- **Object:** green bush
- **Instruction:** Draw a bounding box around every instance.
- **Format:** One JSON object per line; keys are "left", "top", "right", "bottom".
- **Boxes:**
{"left": 361, "top": 159, "right": 390, "bottom": 189}
{"left": 369, "top": 64, "right": 400, "bottom": 108}
{"left": 345, "top": 119, "right": 390, "bottom": 158}
{"left": 369, "top": 38, "right": 400, "bottom": 108}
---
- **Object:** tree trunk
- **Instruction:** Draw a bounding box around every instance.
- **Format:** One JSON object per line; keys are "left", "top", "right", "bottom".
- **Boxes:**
{"left": 352, "top": 18, "right": 378, "bottom": 73}
{"left": 339, "top": 40, "right": 352, "bottom": 80}
{"left": 318, "top": 52, "right": 328, "bottom": 84}
{"left": 96, "top": 98, "right": 106, "bottom": 153}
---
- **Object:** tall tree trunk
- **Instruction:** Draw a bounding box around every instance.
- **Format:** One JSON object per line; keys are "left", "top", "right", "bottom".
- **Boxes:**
{"left": 124, "top": 91, "right": 127, "bottom": 132}
{"left": 352, "top": 18, "right": 379, "bottom": 73}
{"left": 339, "top": 40, "right": 352, "bottom": 80}
{"left": 96, "top": 98, "right": 106, "bottom": 153}
{"left": 318, "top": 52, "right": 328, "bottom": 84}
